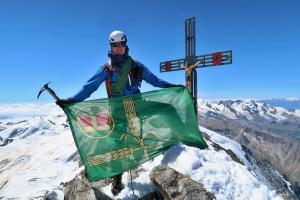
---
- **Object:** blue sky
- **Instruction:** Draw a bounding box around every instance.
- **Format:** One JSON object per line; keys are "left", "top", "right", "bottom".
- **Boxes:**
{"left": 0, "top": 0, "right": 299, "bottom": 103}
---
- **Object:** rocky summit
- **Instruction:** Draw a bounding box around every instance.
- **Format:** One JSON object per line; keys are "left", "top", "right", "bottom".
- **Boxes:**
{"left": 0, "top": 103, "right": 296, "bottom": 199}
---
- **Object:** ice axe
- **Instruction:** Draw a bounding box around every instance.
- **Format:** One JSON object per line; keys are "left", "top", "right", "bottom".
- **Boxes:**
{"left": 37, "top": 82, "right": 60, "bottom": 101}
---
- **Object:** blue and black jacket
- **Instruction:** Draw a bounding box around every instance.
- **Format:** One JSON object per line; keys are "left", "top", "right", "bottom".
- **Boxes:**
{"left": 70, "top": 56, "right": 172, "bottom": 101}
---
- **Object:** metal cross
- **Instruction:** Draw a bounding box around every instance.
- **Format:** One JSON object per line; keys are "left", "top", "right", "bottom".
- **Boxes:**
{"left": 160, "top": 17, "right": 232, "bottom": 116}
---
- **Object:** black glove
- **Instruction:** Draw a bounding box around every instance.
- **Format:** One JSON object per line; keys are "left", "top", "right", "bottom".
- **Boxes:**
{"left": 165, "top": 84, "right": 185, "bottom": 88}
{"left": 56, "top": 98, "right": 76, "bottom": 109}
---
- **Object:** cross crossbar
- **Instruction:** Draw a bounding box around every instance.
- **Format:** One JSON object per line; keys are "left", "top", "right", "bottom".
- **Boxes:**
{"left": 160, "top": 50, "right": 232, "bottom": 73}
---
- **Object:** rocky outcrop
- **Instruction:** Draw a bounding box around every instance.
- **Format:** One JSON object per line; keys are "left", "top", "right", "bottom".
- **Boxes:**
{"left": 63, "top": 171, "right": 113, "bottom": 200}
{"left": 150, "top": 165, "right": 215, "bottom": 200}
{"left": 241, "top": 145, "right": 297, "bottom": 200}
{"left": 63, "top": 170, "right": 161, "bottom": 200}
{"left": 63, "top": 166, "right": 215, "bottom": 200}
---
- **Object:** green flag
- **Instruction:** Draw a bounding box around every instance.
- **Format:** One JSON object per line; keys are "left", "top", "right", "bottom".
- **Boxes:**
{"left": 63, "top": 87, "right": 207, "bottom": 181}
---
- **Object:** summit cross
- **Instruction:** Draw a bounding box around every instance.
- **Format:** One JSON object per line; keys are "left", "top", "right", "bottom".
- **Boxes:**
{"left": 160, "top": 17, "right": 233, "bottom": 115}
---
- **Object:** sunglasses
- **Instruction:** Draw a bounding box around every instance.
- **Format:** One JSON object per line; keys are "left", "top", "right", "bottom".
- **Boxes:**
{"left": 111, "top": 42, "right": 126, "bottom": 47}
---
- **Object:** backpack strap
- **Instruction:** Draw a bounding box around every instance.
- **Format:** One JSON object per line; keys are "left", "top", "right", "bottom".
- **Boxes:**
{"left": 104, "top": 60, "right": 113, "bottom": 98}
{"left": 131, "top": 60, "right": 143, "bottom": 85}
{"left": 103, "top": 57, "right": 143, "bottom": 97}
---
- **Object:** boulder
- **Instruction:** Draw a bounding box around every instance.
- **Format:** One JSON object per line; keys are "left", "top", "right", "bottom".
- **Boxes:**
{"left": 150, "top": 165, "right": 215, "bottom": 200}
{"left": 63, "top": 170, "right": 112, "bottom": 200}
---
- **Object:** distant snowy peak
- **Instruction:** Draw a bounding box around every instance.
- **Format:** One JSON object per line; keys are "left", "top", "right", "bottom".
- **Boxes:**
{"left": 0, "top": 103, "right": 62, "bottom": 120}
{"left": 258, "top": 98, "right": 300, "bottom": 110}
{"left": 198, "top": 99, "right": 300, "bottom": 121}
{"left": 285, "top": 97, "right": 300, "bottom": 102}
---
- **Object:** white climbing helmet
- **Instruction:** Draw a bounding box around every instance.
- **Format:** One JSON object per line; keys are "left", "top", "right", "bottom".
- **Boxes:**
{"left": 109, "top": 30, "right": 127, "bottom": 44}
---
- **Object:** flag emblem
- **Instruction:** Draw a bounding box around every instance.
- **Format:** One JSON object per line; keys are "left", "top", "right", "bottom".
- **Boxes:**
{"left": 76, "top": 105, "right": 114, "bottom": 139}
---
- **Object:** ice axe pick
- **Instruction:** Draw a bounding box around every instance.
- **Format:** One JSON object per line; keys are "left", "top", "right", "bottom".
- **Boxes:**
{"left": 37, "top": 82, "right": 60, "bottom": 101}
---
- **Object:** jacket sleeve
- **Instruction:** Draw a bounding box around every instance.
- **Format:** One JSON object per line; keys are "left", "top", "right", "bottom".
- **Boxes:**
{"left": 136, "top": 61, "right": 171, "bottom": 88}
{"left": 70, "top": 66, "right": 108, "bottom": 101}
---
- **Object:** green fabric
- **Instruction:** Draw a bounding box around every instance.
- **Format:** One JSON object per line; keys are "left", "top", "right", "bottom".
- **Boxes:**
{"left": 63, "top": 87, "right": 208, "bottom": 181}
{"left": 111, "top": 56, "right": 132, "bottom": 96}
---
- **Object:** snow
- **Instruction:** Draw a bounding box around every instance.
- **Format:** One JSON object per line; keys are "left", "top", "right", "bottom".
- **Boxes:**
{"left": 0, "top": 103, "right": 283, "bottom": 199}
{"left": 294, "top": 110, "right": 300, "bottom": 117}
{"left": 167, "top": 146, "right": 275, "bottom": 200}
{"left": 0, "top": 104, "right": 79, "bottom": 199}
